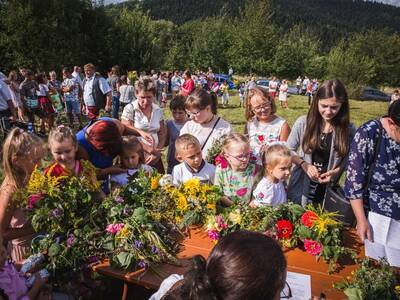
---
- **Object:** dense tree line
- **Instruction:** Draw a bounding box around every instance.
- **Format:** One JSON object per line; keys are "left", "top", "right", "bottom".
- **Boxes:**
{"left": 0, "top": 0, "right": 399, "bottom": 96}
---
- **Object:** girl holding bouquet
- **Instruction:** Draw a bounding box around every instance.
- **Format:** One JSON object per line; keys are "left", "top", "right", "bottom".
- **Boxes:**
{"left": 0, "top": 128, "right": 43, "bottom": 262}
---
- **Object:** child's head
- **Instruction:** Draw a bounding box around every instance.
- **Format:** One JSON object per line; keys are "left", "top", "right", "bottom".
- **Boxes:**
{"left": 2, "top": 128, "right": 43, "bottom": 188}
{"left": 222, "top": 133, "right": 251, "bottom": 171}
{"left": 134, "top": 76, "right": 156, "bottom": 110}
{"left": 49, "top": 70, "right": 57, "bottom": 81}
{"left": 175, "top": 134, "right": 202, "bottom": 171}
{"left": 120, "top": 75, "right": 128, "bottom": 85}
{"left": 170, "top": 95, "right": 188, "bottom": 124}
{"left": 120, "top": 136, "right": 144, "bottom": 169}
{"left": 245, "top": 86, "right": 277, "bottom": 121}
{"left": 168, "top": 231, "right": 287, "bottom": 300}
{"left": 48, "top": 126, "right": 78, "bottom": 171}
{"left": 262, "top": 143, "right": 292, "bottom": 181}
{"left": 185, "top": 89, "right": 217, "bottom": 124}
{"left": 35, "top": 72, "right": 47, "bottom": 84}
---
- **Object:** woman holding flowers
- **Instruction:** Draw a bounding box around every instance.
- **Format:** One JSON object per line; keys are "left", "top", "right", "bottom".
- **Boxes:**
{"left": 287, "top": 79, "right": 355, "bottom": 206}
{"left": 0, "top": 129, "right": 43, "bottom": 262}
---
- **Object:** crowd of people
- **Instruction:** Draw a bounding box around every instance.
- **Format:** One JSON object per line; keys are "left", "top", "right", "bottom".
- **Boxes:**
{"left": 0, "top": 63, "right": 399, "bottom": 299}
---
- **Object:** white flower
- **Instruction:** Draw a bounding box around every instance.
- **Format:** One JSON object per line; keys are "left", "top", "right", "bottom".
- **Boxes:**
{"left": 159, "top": 174, "right": 173, "bottom": 187}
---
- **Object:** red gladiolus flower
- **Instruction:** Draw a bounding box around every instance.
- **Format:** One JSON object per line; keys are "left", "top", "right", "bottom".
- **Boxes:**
{"left": 215, "top": 154, "right": 229, "bottom": 169}
{"left": 300, "top": 211, "right": 318, "bottom": 228}
{"left": 28, "top": 193, "right": 44, "bottom": 209}
{"left": 276, "top": 219, "right": 293, "bottom": 239}
{"left": 303, "top": 238, "right": 322, "bottom": 256}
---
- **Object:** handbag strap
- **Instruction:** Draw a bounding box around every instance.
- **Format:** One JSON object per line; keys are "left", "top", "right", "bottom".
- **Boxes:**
{"left": 365, "top": 119, "right": 383, "bottom": 190}
{"left": 201, "top": 117, "right": 220, "bottom": 151}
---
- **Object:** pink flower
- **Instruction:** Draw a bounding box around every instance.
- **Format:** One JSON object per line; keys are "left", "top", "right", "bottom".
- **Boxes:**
{"left": 215, "top": 215, "right": 228, "bottom": 230}
{"left": 215, "top": 154, "right": 228, "bottom": 169}
{"left": 236, "top": 188, "right": 248, "bottom": 197}
{"left": 207, "top": 230, "right": 220, "bottom": 241}
{"left": 303, "top": 238, "right": 322, "bottom": 256}
{"left": 105, "top": 223, "right": 124, "bottom": 235}
{"left": 28, "top": 193, "right": 44, "bottom": 209}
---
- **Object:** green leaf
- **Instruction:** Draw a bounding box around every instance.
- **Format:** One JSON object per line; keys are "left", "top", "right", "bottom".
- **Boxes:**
{"left": 344, "top": 288, "right": 363, "bottom": 300}
{"left": 48, "top": 243, "right": 61, "bottom": 257}
{"left": 113, "top": 252, "right": 134, "bottom": 269}
{"left": 102, "top": 237, "right": 115, "bottom": 251}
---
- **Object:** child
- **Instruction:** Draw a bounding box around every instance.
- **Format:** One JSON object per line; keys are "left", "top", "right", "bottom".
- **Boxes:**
{"left": 0, "top": 128, "right": 43, "bottom": 262}
{"left": 172, "top": 134, "right": 215, "bottom": 185}
{"left": 110, "top": 136, "right": 153, "bottom": 188}
{"left": 36, "top": 73, "right": 55, "bottom": 134}
{"left": 219, "top": 80, "right": 229, "bottom": 107}
{"left": 61, "top": 67, "right": 83, "bottom": 129}
{"left": 244, "top": 86, "right": 290, "bottom": 164}
{"left": 238, "top": 82, "right": 245, "bottom": 107}
{"left": 214, "top": 133, "right": 261, "bottom": 206}
{"left": 0, "top": 236, "right": 50, "bottom": 300}
{"left": 46, "top": 125, "right": 104, "bottom": 198}
{"left": 166, "top": 95, "right": 189, "bottom": 174}
{"left": 250, "top": 144, "right": 292, "bottom": 207}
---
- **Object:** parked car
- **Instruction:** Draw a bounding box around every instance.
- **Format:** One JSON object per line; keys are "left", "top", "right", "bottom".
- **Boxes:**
{"left": 359, "top": 87, "right": 390, "bottom": 102}
{"left": 256, "top": 79, "right": 269, "bottom": 88}
{"left": 287, "top": 85, "right": 298, "bottom": 95}
{"left": 214, "top": 74, "right": 235, "bottom": 89}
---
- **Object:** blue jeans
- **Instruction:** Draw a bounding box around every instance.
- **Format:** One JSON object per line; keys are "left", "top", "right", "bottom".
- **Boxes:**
{"left": 112, "top": 95, "right": 120, "bottom": 119}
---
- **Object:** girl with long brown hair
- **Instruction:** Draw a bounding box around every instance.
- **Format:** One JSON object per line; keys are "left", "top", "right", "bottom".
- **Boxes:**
{"left": 287, "top": 79, "right": 355, "bottom": 206}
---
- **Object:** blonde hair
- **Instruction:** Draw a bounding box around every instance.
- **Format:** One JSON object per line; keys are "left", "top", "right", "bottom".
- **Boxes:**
{"left": 121, "top": 136, "right": 145, "bottom": 165}
{"left": 175, "top": 134, "right": 200, "bottom": 153}
{"left": 48, "top": 125, "right": 77, "bottom": 149}
{"left": 262, "top": 143, "right": 292, "bottom": 172}
{"left": 2, "top": 128, "right": 43, "bottom": 188}
{"left": 222, "top": 133, "right": 249, "bottom": 154}
{"left": 245, "top": 86, "right": 277, "bottom": 121}
{"left": 84, "top": 63, "right": 95, "bottom": 71}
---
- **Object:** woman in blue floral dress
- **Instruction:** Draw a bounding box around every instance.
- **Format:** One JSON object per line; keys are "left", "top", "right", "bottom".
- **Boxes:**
{"left": 344, "top": 100, "right": 400, "bottom": 242}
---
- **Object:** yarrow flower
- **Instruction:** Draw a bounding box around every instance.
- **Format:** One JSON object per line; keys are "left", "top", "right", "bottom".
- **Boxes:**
{"left": 276, "top": 219, "right": 293, "bottom": 239}
{"left": 300, "top": 211, "right": 318, "bottom": 228}
{"left": 303, "top": 238, "right": 322, "bottom": 256}
{"left": 115, "top": 196, "right": 124, "bottom": 203}
{"left": 105, "top": 223, "right": 124, "bottom": 235}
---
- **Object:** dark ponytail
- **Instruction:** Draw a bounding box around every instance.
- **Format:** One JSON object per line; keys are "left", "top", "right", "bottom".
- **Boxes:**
{"left": 164, "top": 255, "right": 217, "bottom": 300}
{"left": 186, "top": 89, "right": 218, "bottom": 115}
{"left": 389, "top": 99, "right": 400, "bottom": 126}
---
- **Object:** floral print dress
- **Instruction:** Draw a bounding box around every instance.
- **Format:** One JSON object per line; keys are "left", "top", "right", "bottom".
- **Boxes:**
{"left": 214, "top": 156, "right": 261, "bottom": 203}
{"left": 344, "top": 119, "right": 400, "bottom": 221}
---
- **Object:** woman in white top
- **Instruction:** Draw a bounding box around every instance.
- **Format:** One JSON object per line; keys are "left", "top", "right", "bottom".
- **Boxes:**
{"left": 121, "top": 77, "right": 167, "bottom": 173}
{"left": 180, "top": 89, "right": 233, "bottom": 159}
{"left": 7, "top": 71, "right": 25, "bottom": 121}
{"left": 244, "top": 86, "right": 290, "bottom": 164}
{"left": 278, "top": 79, "right": 288, "bottom": 109}
{"left": 118, "top": 75, "right": 135, "bottom": 110}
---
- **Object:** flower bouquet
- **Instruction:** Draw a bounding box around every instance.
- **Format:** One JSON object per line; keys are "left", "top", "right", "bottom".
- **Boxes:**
{"left": 205, "top": 203, "right": 354, "bottom": 272}
{"left": 334, "top": 258, "right": 400, "bottom": 300}
{"left": 25, "top": 164, "right": 105, "bottom": 285}
{"left": 206, "top": 134, "right": 226, "bottom": 165}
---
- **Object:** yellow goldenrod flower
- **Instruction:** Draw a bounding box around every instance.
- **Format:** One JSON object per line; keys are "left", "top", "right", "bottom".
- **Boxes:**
{"left": 228, "top": 210, "right": 241, "bottom": 225}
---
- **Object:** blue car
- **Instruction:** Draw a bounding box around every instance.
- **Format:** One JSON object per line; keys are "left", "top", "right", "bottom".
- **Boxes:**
{"left": 214, "top": 74, "right": 235, "bottom": 89}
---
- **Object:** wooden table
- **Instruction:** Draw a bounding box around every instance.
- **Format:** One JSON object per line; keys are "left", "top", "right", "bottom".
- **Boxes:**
{"left": 93, "top": 228, "right": 364, "bottom": 299}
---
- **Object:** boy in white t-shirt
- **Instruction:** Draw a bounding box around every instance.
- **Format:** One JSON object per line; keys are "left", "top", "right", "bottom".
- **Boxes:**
{"left": 172, "top": 134, "right": 215, "bottom": 186}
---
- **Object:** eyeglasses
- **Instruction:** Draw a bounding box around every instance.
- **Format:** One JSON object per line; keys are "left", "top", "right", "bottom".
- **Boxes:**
{"left": 252, "top": 103, "right": 271, "bottom": 112}
{"left": 226, "top": 152, "right": 251, "bottom": 161}
{"left": 186, "top": 109, "right": 202, "bottom": 117}
{"left": 281, "top": 282, "right": 292, "bottom": 299}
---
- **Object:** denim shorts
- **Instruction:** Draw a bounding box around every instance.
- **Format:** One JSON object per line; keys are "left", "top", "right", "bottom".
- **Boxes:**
{"left": 65, "top": 101, "right": 80, "bottom": 114}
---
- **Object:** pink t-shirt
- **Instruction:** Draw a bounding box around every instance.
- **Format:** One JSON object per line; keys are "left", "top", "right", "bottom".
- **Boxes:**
{"left": 0, "top": 261, "right": 29, "bottom": 300}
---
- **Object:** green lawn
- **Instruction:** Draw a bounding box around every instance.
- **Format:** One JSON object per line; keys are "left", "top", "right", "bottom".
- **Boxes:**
{"left": 163, "top": 91, "right": 389, "bottom": 132}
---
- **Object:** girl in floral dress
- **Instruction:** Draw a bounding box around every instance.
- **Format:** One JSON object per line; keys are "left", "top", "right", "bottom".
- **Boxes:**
{"left": 244, "top": 86, "right": 290, "bottom": 165}
{"left": 214, "top": 133, "right": 261, "bottom": 206}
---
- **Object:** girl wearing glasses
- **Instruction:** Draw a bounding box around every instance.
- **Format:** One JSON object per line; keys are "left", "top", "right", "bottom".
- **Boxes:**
{"left": 180, "top": 89, "right": 233, "bottom": 159}
{"left": 244, "top": 86, "right": 290, "bottom": 164}
{"left": 214, "top": 133, "right": 261, "bottom": 206}
{"left": 287, "top": 79, "right": 355, "bottom": 207}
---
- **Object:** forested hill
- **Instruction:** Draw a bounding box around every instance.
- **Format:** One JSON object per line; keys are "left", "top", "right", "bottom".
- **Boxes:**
{"left": 112, "top": 0, "right": 400, "bottom": 33}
